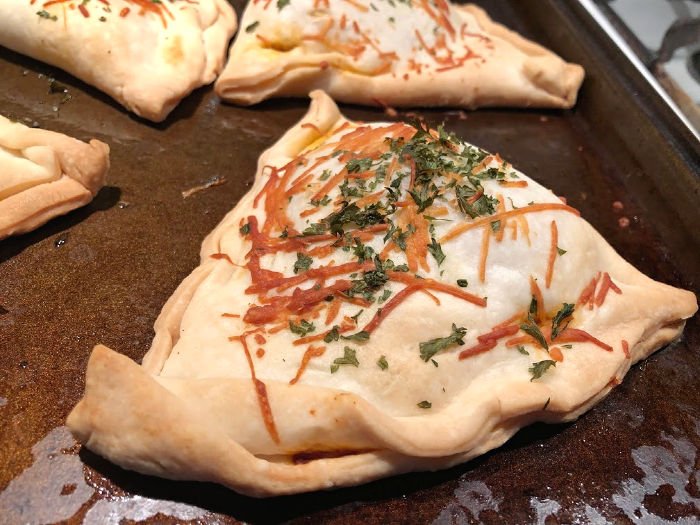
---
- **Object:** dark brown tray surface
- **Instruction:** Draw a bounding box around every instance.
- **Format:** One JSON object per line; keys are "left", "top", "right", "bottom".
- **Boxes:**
{"left": 1, "top": 1, "right": 698, "bottom": 523}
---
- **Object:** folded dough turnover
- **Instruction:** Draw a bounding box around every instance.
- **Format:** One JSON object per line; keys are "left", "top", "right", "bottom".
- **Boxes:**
{"left": 0, "top": 115, "right": 109, "bottom": 240}
{"left": 68, "top": 91, "right": 696, "bottom": 497}
{"left": 0, "top": 0, "right": 237, "bottom": 122}
{"left": 216, "top": 1, "right": 584, "bottom": 109}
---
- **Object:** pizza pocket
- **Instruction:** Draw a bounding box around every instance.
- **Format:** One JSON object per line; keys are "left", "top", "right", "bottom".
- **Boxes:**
{"left": 0, "top": 115, "right": 109, "bottom": 240}
{"left": 0, "top": 0, "right": 237, "bottom": 122}
{"left": 68, "top": 91, "right": 695, "bottom": 497}
{"left": 216, "top": 1, "right": 584, "bottom": 109}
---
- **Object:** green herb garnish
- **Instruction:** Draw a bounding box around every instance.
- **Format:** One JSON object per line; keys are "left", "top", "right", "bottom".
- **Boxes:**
{"left": 293, "top": 252, "right": 313, "bottom": 274}
{"left": 324, "top": 326, "right": 340, "bottom": 343}
{"left": 330, "top": 347, "right": 359, "bottom": 373}
{"left": 341, "top": 331, "right": 370, "bottom": 342}
{"left": 529, "top": 360, "right": 556, "bottom": 381}
{"left": 427, "top": 237, "right": 446, "bottom": 266}
{"left": 551, "top": 303, "right": 574, "bottom": 340}
{"left": 419, "top": 324, "right": 467, "bottom": 362}
{"left": 289, "top": 319, "right": 315, "bottom": 337}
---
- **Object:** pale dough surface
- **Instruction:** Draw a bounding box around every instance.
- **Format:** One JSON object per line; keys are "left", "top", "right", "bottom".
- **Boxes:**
{"left": 0, "top": 115, "right": 109, "bottom": 240}
{"left": 0, "top": 0, "right": 237, "bottom": 122}
{"left": 68, "top": 91, "right": 696, "bottom": 497}
{"left": 216, "top": 2, "right": 584, "bottom": 109}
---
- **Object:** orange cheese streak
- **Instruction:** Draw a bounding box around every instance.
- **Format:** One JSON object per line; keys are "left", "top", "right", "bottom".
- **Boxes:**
{"left": 325, "top": 123, "right": 410, "bottom": 160}
{"left": 414, "top": 29, "right": 435, "bottom": 57}
{"left": 244, "top": 280, "right": 352, "bottom": 325}
{"left": 459, "top": 323, "right": 520, "bottom": 360}
{"left": 355, "top": 190, "right": 385, "bottom": 207}
{"left": 300, "top": 207, "right": 321, "bottom": 218}
{"left": 554, "top": 328, "right": 613, "bottom": 351}
{"left": 420, "top": 289, "right": 441, "bottom": 306}
{"left": 595, "top": 272, "right": 622, "bottom": 306}
{"left": 440, "top": 203, "right": 580, "bottom": 243}
{"left": 263, "top": 161, "right": 298, "bottom": 234}
{"left": 300, "top": 122, "right": 322, "bottom": 134}
{"left": 253, "top": 165, "right": 280, "bottom": 208}
{"left": 621, "top": 339, "right": 630, "bottom": 358}
{"left": 499, "top": 180, "right": 529, "bottom": 188}
{"left": 550, "top": 347, "right": 564, "bottom": 362}
{"left": 286, "top": 173, "right": 315, "bottom": 197}
{"left": 518, "top": 215, "right": 531, "bottom": 246}
{"left": 403, "top": 203, "right": 430, "bottom": 272}
{"left": 529, "top": 276, "right": 545, "bottom": 322}
{"left": 325, "top": 298, "right": 342, "bottom": 325}
{"left": 290, "top": 345, "right": 326, "bottom": 385}
{"left": 545, "top": 220, "right": 558, "bottom": 289}
{"left": 509, "top": 221, "right": 518, "bottom": 240}
{"left": 478, "top": 227, "right": 490, "bottom": 283}
{"left": 426, "top": 206, "right": 449, "bottom": 217}
{"left": 310, "top": 168, "right": 347, "bottom": 202}
{"left": 125, "top": 0, "right": 173, "bottom": 27}
{"left": 230, "top": 333, "right": 280, "bottom": 443}
{"left": 362, "top": 285, "right": 421, "bottom": 333}
{"left": 246, "top": 261, "right": 372, "bottom": 294}
{"left": 494, "top": 194, "right": 506, "bottom": 243}
{"left": 577, "top": 272, "right": 601, "bottom": 308}
{"left": 506, "top": 327, "right": 613, "bottom": 353}
{"left": 291, "top": 154, "right": 331, "bottom": 188}
{"left": 493, "top": 311, "right": 526, "bottom": 330}
{"left": 386, "top": 271, "right": 487, "bottom": 307}
{"left": 342, "top": 0, "right": 369, "bottom": 12}
{"left": 210, "top": 253, "right": 233, "bottom": 264}
{"left": 293, "top": 320, "right": 355, "bottom": 345}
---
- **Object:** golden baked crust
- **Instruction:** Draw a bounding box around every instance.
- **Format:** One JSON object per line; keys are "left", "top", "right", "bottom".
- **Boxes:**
{"left": 0, "top": 115, "right": 109, "bottom": 240}
{"left": 0, "top": 0, "right": 237, "bottom": 122}
{"left": 216, "top": 2, "right": 584, "bottom": 108}
{"left": 68, "top": 91, "right": 696, "bottom": 497}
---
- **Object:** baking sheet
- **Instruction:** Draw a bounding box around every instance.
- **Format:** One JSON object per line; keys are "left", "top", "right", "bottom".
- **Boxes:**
{"left": 0, "top": 1, "right": 698, "bottom": 523}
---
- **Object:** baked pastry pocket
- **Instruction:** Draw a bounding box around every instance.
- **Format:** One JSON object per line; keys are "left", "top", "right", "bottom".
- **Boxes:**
{"left": 216, "top": 2, "right": 584, "bottom": 109}
{"left": 0, "top": 0, "right": 237, "bottom": 121}
{"left": 0, "top": 115, "right": 109, "bottom": 240}
{"left": 68, "top": 91, "right": 696, "bottom": 497}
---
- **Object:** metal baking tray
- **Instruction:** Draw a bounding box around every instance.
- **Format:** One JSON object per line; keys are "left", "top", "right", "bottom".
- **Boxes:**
{"left": 1, "top": 1, "right": 698, "bottom": 523}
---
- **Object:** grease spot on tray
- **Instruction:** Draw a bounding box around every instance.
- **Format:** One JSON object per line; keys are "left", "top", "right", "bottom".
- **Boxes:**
{"left": 82, "top": 495, "right": 210, "bottom": 524}
{"left": 0, "top": 426, "right": 220, "bottom": 524}
{"left": 530, "top": 497, "right": 561, "bottom": 525}
{"left": 612, "top": 425, "right": 699, "bottom": 524}
{"left": 431, "top": 480, "right": 502, "bottom": 524}
{"left": 0, "top": 426, "right": 93, "bottom": 524}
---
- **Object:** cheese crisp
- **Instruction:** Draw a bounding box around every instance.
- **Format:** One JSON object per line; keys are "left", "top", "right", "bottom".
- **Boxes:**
{"left": 0, "top": 115, "right": 109, "bottom": 240}
{"left": 0, "top": 0, "right": 237, "bottom": 122}
{"left": 68, "top": 91, "right": 696, "bottom": 497}
{"left": 216, "top": 1, "right": 584, "bottom": 109}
